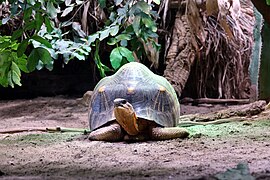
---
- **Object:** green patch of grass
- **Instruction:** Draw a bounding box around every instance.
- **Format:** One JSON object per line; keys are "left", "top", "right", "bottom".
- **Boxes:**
{"left": 185, "top": 119, "right": 270, "bottom": 138}
{"left": 251, "top": 119, "right": 270, "bottom": 127}
{"left": 0, "top": 132, "right": 84, "bottom": 146}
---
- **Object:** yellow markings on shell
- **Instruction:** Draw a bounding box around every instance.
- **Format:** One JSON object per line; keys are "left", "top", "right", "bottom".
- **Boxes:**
{"left": 98, "top": 86, "right": 105, "bottom": 92}
{"left": 153, "top": 85, "right": 167, "bottom": 112}
{"left": 127, "top": 87, "right": 135, "bottom": 94}
{"left": 159, "top": 86, "right": 166, "bottom": 92}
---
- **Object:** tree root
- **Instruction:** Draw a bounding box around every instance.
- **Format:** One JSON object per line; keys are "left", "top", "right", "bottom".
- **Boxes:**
{"left": 178, "top": 100, "right": 267, "bottom": 126}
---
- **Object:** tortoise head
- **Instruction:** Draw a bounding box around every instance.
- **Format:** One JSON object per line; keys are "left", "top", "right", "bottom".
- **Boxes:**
{"left": 113, "top": 98, "right": 139, "bottom": 135}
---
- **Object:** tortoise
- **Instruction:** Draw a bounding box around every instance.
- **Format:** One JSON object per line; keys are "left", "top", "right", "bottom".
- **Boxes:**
{"left": 88, "top": 62, "right": 189, "bottom": 141}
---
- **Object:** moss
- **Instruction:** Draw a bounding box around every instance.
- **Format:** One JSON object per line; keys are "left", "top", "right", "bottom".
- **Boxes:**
{"left": 0, "top": 132, "right": 84, "bottom": 146}
{"left": 186, "top": 119, "right": 270, "bottom": 138}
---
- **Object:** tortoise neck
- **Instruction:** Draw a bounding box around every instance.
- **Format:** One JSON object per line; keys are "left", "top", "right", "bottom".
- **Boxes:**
{"left": 114, "top": 106, "right": 139, "bottom": 136}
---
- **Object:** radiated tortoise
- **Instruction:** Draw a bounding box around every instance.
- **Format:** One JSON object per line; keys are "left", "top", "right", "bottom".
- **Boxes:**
{"left": 88, "top": 62, "right": 189, "bottom": 141}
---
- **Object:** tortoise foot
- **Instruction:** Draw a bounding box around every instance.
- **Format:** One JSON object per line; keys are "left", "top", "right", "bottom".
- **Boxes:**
{"left": 88, "top": 123, "right": 124, "bottom": 141}
{"left": 151, "top": 127, "right": 189, "bottom": 140}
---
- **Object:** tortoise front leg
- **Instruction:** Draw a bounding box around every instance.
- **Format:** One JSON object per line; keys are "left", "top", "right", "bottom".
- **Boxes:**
{"left": 88, "top": 122, "right": 124, "bottom": 141}
{"left": 150, "top": 127, "right": 189, "bottom": 140}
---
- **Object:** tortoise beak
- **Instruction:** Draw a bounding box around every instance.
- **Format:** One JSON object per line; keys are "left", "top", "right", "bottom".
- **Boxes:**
{"left": 114, "top": 98, "right": 127, "bottom": 108}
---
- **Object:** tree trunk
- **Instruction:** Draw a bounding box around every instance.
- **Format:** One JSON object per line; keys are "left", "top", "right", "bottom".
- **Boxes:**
{"left": 164, "top": 12, "right": 196, "bottom": 97}
{"left": 164, "top": 0, "right": 255, "bottom": 99}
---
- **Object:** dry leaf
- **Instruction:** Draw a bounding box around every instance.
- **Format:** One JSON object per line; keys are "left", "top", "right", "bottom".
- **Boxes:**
{"left": 206, "top": 0, "right": 219, "bottom": 16}
{"left": 219, "top": 18, "right": 233, "bottom": 39}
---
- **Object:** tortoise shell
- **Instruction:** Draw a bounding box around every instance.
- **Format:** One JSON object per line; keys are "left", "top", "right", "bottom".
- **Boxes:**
{"left": 88, "top": 62, "right": 180, "bottom": 130}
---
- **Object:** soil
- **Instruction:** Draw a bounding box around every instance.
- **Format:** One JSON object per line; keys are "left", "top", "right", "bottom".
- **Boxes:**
{"left": 1, "top": 96, "right": 270, "bottom": 179}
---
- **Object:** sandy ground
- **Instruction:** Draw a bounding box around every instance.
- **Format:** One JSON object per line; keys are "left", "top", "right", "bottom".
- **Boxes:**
{"left": 1, "top": 97, "right": 270, "bottom": 179}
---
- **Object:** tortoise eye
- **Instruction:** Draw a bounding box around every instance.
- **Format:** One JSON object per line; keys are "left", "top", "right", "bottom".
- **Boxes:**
{"left": 114, "top": 98, "right": 127, "bottom": 107}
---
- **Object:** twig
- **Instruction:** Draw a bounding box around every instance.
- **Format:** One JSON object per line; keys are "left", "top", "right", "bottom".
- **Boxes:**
{"left": 178, "top": 117, "right": 246, "bottom": 127}
{"left": 181, "top": 98, "right": 250, "bottom": 104}
{"left": 0, "top": 127, "right": 91, "bottom": 134}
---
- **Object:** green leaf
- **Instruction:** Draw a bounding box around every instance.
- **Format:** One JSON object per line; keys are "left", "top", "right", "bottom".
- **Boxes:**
{"left": 0, "top": 65, "right": 7, "bottom": 78}
{"left": 75, "top": 0, "right": 84, "bottom": 5}
{"left": 120, "top": 39, "right": 127, "bottom": 47}
{"left": 11, "top": 61, "right": 21, "bottom": 77}
{"left": 23, "top": 7, "right": 33, "bottom": 21}
{"left": 267, "top": 0, "right": 270, "bottom": 5}
{"left": 45, "top": 62, "right": 54, "bottom": 71}
{"left": 82, "top": 45, "right": 91, "bottom": 52}
{"left": 101, "top": 63, "right": 112, "bottom": 72}
{"left": 132, "top": 16, "right": 141, "bottom": 36}
{"left": 65, "top": 0, "right": 72, "bottom": 6}
{"left": 27, "top": 49, "right": 39, "bottom": 72}
{"left": 11, "top": 29, "right": 23, "bottom": 41}
{"left": 0, "top": 52, "right": 10, "bottom": 66}
{"left": 33, "top": 2, "right": 42, "bottom": 9}
{"left": 0, "top": 41, "right": 11, "bottom": 49}
{"left": 35, "top": 12, "right": 43, "bottom": 31}
{"left": 110, "top": 25, "right": 119, "bottom": 36}
{"left": 116, "top": 34, "right": 131, "bottom": 41}
{"left": 44, "top": 16, "right": 53, "bottom": 33}
{"left": 99, "top": 28, "right": 110, "bottom": 41}
{"left": 10, "top": 2, "right": 19, "bottom": 15}
{"left": 72, "top": 22, "right": 86, "bottom": 37}
{"left": 110, "top": 47, "right": 122, "bottom": 69}
{"left": 88, "top": 34, "right": 99, "bottom": 44}
{"left": 136, "top": 1, "right": 151, "bottom": 15}
{"left": 54, "top": 39, "right": 70, "bottom": 51}
{"left": 77, "top": 48, "right": 89, "bottom": 55}
{"left": 15, "top": 56, "right": 29, "bottom": 73}
{"left": 36, "top": 60, "right": 44, "bottom": 70}
{"left": 114, "top": 0, "right": 123, "bottom": 6}
{"left": 0, "top": 62, "right": 9, "bottom": 81}
{"left": 61, "top": 6, "right": 74, "bottom": 17}
{"left": 118, "top": 47, "right": 134, "bottom": 62}
{"left": 98, "top": 0, "right": 106, "bottom": 8}
{"left": 37, "top": 48, "right": 53, "bottom": 65}
{"left": 107, "top": 38, "right": 118, "bottom": 45}
{"left": 72, "top": 52, "right": 85, "bottom": 60}
{"left": 142, "top": 16, "right": 157, "bottom": 32}
{"left": 24, "top": 21, "right": 36, "bottom": 31}
{"left": 12, "top": 70, "right": 22, "bottom": 86}
{"left": 7, "top": 71, "right": 14, "bottom": 88}
{"left": 2, "top": 16, "right": 10, "bottom": 24}
{"left": 31, "top": 35, "right": 52, "bottom": 48}
{"left": 17, "top": 39, "right": 28, "bottom": 57}
{"left": 47, "top": 2, "right": 60, "bottom": 19}
{"left": 153, "top": 0, "right": 160, "bottom": 5}
{"left": 0, "top": 77, "right": 8, "bottom": 87}
{"left": 27, "top": 48, "right": 53, "bottom": 72}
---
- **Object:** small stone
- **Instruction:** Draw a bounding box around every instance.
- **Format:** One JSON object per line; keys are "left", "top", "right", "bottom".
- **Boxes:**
{"left": 243, "top": 122, "right": 252, "bottom": 126}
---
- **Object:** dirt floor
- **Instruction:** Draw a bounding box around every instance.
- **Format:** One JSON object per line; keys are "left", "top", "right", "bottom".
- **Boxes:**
{"left": 1, "top": 96, "right": 270, "bottom": 179}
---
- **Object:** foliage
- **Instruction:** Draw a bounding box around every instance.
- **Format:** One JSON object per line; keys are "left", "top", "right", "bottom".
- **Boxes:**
{"left": 0, "top": 36, "right": 28, "bottom": 87}
{"left": 0, "top": 0, "right": 161, "bottom": 87}
{"left": 32, "top": 25, "right": 91, "bottom": 70}
{"left": 267, "top": 0, "right": 270, "bottom": 6}
{"left": 85, "top": 0, "right": 161, "bottom": 76}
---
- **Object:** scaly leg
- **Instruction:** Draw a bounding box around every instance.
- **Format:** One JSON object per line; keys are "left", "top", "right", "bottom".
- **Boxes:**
{"left": 150, "top": 127, "right": 189, "bottom": 140}
{"left": 88, "top": 122, "right": 124, "bottom": 141}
